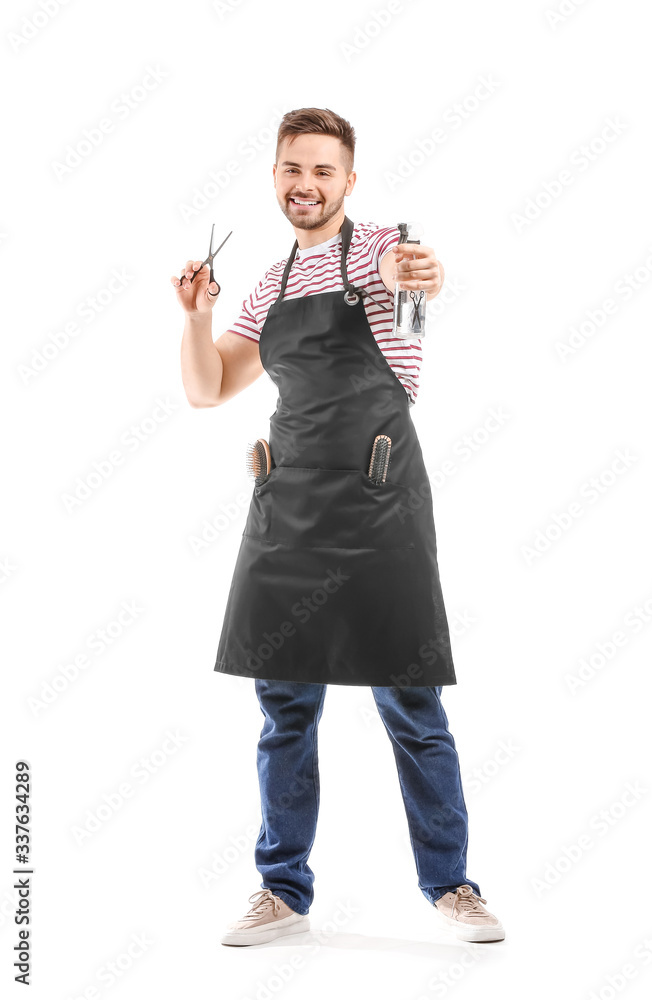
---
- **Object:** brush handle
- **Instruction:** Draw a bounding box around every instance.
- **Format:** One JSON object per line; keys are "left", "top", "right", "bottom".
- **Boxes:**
{"left": 368, "top": 434, "right": 392, "bottom": 484}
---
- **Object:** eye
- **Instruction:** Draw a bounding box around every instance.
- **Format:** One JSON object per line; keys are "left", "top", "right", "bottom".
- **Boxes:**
{"left": 284, "top": 169, "right": 330, "bottom": 176}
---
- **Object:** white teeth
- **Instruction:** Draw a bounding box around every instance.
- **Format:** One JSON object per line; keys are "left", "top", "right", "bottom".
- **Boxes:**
{"left": 291, "top": 198, "right": 318, "bottom": 205}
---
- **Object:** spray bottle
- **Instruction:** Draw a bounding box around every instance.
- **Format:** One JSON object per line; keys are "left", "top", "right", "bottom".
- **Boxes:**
{"left": 392, "top": 221, "right": 426, "bottom": 339}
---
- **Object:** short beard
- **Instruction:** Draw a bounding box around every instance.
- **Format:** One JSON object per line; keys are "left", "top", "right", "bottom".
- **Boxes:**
{"left": 282, "top": 191, "right": 345, "bottom": 230}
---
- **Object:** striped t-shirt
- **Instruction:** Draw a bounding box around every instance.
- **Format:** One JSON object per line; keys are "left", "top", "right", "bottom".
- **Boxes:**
{"left": 228, "top": 221, "right": 423, "bottom": 406}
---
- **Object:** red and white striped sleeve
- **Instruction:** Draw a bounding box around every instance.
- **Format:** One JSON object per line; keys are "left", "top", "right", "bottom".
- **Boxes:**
{"left": 227, "top": 285, "right": 261, "bottom": 343}
{"left": 368, "top": 225, "right": 402, "bottom": 273}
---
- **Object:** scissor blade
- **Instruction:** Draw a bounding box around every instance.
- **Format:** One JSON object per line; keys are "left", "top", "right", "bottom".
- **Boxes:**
{"left": 210, "top": 229, "right": 233, "bottom": 259}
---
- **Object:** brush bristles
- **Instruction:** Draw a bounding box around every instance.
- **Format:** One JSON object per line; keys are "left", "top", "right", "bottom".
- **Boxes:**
{"left": 245, "top": 438, "right": 271, "bottom": 485}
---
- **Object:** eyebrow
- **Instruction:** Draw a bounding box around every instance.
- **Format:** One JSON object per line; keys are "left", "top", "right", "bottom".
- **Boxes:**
{"left": 280, "top": 160, "right": 338, "bottom": 170}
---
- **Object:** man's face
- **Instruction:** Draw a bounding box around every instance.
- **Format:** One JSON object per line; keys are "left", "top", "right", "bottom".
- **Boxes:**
{"left": 273, "top": 134, "right": 355, "bottom": 231}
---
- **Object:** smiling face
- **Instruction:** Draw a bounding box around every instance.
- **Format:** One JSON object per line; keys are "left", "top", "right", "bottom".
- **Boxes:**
{"left": 273, "top": 133, "right": 356, "bottom": 234}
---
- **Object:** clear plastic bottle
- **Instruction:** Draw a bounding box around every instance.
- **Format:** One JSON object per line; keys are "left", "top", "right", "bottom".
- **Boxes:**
{"left": 392, "top": 221, "right": 426, "bottom": 339}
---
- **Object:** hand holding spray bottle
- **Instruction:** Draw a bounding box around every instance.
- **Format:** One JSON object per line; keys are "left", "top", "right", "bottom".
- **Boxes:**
{"left": 392, "top": 221, "right": 426, "bottom": 339}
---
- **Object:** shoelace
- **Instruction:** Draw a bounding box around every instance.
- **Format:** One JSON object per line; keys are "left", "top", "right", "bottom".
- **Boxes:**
{"left": 244, "top": 889, "right": 282, "bottom": 921}
{"left": 451, "top": 885, "right": 488, "bottom": 918}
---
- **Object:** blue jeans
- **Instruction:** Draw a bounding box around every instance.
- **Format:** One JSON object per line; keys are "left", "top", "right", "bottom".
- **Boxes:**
{"left": 254, "top": 680, "right": 481, "bottom": 916}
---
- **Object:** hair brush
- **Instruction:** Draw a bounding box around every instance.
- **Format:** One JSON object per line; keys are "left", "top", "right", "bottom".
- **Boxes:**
{"left": 246, "top": 438, "right": 272, "bottom": 487}
{"left": 368, "top": 434, "right": 392, "bottom": 484}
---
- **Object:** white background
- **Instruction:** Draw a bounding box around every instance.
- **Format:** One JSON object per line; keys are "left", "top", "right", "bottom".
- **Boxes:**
{"left": 2, "top": 0, "right": 652, "bottom": 996}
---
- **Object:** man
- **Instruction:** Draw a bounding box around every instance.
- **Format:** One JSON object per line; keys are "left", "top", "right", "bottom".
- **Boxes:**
{"left": 173, "top": 107, "right": 504, "bottom": 946}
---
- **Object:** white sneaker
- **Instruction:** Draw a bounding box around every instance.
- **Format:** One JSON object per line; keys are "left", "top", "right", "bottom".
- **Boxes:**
{"left": 434, "top": 884, "right": 505, "bottom": 942}
{"left": 221, "top": 888, "right": 310, "bottom": 946}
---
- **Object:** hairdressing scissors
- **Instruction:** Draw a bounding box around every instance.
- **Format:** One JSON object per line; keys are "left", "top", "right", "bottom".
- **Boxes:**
{"left": 180, "top": 224, "right": 232, "bottom": 296}
{"left": 409, "top": 290, "right": 425, "bottom": 332}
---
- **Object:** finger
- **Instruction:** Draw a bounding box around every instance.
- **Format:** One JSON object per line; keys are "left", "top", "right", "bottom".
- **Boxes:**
{"left": 180, "top": 260, "right": 204, "bottom": 280}
{"left": 395, "top": 267, "right": 438, "bottom": 289}
{"left": 390, "top": 242, "right": 426, "bottom": 258}
{"left": 396, "top": 278, "right": 434, "bottom": 290}
{"left": 395, "top": 258, "right": 437, "bottom": 274}
{"left": 394, "top": 265, "right": 438, "bottom": 287}
{"left": 190, "top": 262, "right": 208, "bottom": 283}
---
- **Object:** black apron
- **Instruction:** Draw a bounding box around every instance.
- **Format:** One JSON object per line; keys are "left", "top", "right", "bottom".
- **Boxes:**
{"left": 214, "top": 217, "right": 456, "bottom": 687}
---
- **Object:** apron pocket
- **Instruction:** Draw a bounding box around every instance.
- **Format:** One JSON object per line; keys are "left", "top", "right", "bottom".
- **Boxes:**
{"left": 246, "top": 466, "right": 415, "bottom": 550}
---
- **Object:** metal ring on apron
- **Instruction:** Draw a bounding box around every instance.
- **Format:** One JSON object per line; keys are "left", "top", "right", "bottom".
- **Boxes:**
{"left": 343, "top": 289, "right": 359, "bottom": 305}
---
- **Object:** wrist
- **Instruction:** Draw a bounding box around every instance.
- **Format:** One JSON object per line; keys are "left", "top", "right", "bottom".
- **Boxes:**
{"left": 185, "top": 309, "right": 212, "bottom": 325}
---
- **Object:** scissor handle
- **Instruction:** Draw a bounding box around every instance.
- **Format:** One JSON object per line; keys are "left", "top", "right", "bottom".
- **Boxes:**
{"left": 180, "top": 228, "right": 232, "bottom": 287}
{"left": 188, "top": 260, "right": 209, "bottom": 284}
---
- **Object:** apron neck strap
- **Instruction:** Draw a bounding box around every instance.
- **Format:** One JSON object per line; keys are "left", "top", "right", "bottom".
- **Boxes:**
{"left": 339, "top": 216, "right": 355, "bottom": 292}
{"left": 278, "top": 216, "right": 356, "bottom": 300}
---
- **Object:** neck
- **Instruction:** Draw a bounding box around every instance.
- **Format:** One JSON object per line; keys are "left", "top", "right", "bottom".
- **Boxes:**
{"left": 294, "top": 209, "right": 346, "bottom": 250}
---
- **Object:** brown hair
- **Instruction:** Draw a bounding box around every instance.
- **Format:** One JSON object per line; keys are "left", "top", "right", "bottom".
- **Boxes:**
{"left": 275, "top": 107, "right": 356, "bottom": 175}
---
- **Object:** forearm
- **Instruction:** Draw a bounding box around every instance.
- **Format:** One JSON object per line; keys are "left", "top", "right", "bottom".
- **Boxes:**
{"left": 180, "top": 312, "right": 223, "bottom": 407}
